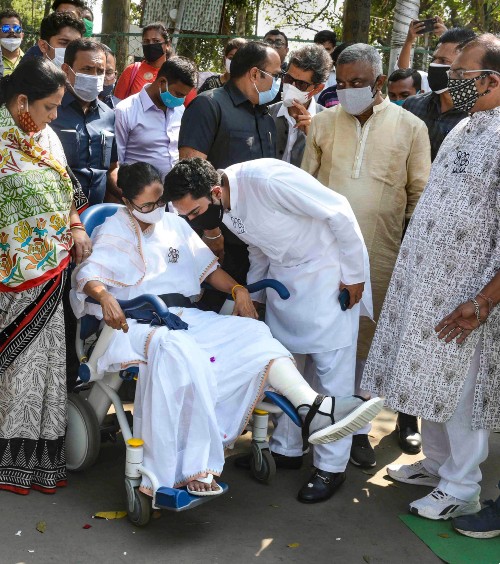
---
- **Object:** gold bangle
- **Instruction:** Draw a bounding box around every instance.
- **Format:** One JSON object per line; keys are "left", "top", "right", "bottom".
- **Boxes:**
{"left": 70, "top": 225, "right": 87, "bottom": 232}
{"left": 231, "top": 284, "right": 245, "bottom": 300}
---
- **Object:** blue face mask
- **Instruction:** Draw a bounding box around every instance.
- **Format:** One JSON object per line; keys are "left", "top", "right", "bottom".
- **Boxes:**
{"left": 392, "top": 99, "right": 406, "bottom": 106}
{"left": 159, "top": 85, "right": 185, "bottom": 108}
{"left": 101, "top": 83, "right": 115, "bottom": 98}
{"left": 254, "top": 70, "right": 281, "bottom": 105}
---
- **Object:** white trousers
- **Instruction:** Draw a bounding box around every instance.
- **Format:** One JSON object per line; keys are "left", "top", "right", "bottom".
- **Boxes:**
{"left": 421, "top": 344, "right": 489, "bottom": 501}
{"left": 269, "top": 344, "right": 357, "bottom": 473}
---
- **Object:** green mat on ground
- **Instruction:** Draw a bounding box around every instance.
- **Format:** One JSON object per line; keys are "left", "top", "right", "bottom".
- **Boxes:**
{"left": 400, "top": 514, "right": 500, "bottom": 564}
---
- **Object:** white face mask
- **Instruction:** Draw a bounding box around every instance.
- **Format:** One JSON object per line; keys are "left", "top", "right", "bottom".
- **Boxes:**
{"left": 337, "top": 84, "right": 377, "bottom": 115}
{"left": 1, "top": 37, "right": 22, "bottom": 52}
{"left": 132, "top": 206, "right": 165, "bottom": 224}
{"left": 69, "top": 67, "right": 105, "bottom": 102}
{"left": 225, "top": 57, "right": 232, "bottom": 74}
{"left": 52, "top": 47, "right": 66, "bottom": 68}
{"left": 282, "top": 83, "right": 311, "bottom": 108}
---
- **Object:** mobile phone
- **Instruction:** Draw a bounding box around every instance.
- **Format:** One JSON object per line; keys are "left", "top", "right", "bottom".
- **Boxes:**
{"left": 338, "top": 288, "right": 350, "bottom": 311}
{"left": 415, "top": 18, "right": 437, "bottom": 34}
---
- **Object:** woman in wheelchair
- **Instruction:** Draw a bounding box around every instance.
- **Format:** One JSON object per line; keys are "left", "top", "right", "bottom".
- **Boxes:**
{"left": 71, "top": 162, "right": 383, "bottom": 497}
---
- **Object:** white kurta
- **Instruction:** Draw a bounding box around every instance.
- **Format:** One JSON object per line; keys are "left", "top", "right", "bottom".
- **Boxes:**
{"left": 222, "top": 158, "right": 372, "bottom": 354}
{"left": 71, "top": 209, "right": 290, "bottom": 491}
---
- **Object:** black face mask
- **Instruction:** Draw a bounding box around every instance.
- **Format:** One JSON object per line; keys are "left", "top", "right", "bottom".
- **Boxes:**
{"left": 142, "top": 42, "right": 164, "bottom": 63}
{"left": 186, "top": 198, "right": 224, "bottom": 231}
{"left": 427, "top": 63, "right": 450, "bottom": 93}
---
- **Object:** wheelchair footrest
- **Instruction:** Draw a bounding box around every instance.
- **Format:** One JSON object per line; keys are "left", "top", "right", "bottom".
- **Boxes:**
{"left": 264, "top": 391, "right": 302, "bottom": 428}
{"left": 155, "top": 483, "right": 228, "bottom": 512}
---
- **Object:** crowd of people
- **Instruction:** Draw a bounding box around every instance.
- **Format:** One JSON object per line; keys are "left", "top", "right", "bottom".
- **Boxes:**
{"left": 0, "top": 0, "right": 499, "bottom": 541}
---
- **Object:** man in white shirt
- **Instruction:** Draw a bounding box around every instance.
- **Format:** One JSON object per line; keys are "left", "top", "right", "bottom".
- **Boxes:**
{"left": 115, "top": 57, "right": 197, "bottom": 185}
{"left": 165, "top": 157, "right": 374, "bottom": 504}
{"left": 269, "top": 44, "right": 331, "bottom": 167}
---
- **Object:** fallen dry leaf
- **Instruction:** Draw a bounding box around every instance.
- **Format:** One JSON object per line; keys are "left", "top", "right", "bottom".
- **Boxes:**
{"left": 363, "top": 555, "right": 371, "bottom": 563}
{"left": 438, "top": 533, "right": 449, "bottom": 539}
{"left": 82, "top": 524, "right": 92, "bottom": 529}
{"left": 36, "top": 521, "right": 46, "bottom": 534}
{"left": 93, "top": 511, "right": 127, "bottom": 520}
{"left": 287, "top": 543, "right": 300, "bottom": 548}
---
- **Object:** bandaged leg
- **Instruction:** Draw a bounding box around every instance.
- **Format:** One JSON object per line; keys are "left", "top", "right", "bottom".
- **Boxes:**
{"left": 267, "top": 357, "right": 384, "bottom": 446}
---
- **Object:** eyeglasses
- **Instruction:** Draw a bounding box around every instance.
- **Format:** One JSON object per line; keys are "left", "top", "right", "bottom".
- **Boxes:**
{"left": 129, "top": 197, "right": 167, "bottom": 213}
{"left": 1, "top": 24, "right": 22, "bottom": 34}
{"left": 446, "top": 68, "right": 500, "bottom": 80}
{"left": 265, "top": 39, "right": 286, "bottom": 48}
{"left": 105, "top": 70, "right": 117, "bottom": 78}
{"left": 282, "top": 72, "right": 314, "bottom": 92}
{"left": 258, "top": 68, "right": 283, "bottom": 81}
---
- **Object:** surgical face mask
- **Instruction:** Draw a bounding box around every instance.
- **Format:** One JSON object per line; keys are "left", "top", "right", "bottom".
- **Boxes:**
{"left": 49, "top": 45, "right": 66, "bottom": 68}
{"left": 225, "top": 57, "right": 232, "bottom": 74}
{"left": 83, "top": 18, "right": 94, "bottom": 38}
{"left": 142, "top": 42, "right": 164, "bottom": 63}
{"left": 448, "top": 72, "right": 491, "bottom": 114}
{"left": 0, "top": 37, "right": 22, "bottom": 52}
{"left": 427, "top": 63, "right": 450, "bottom": 94}
{"left": 159, "top": 84, "right": 185, "bottom": 108}
{"left": 282, "top": 83, "right": 310, "bottom": 108}
{"left": 101, "top": 82, "right": 115, "bottom": 98}
{"left": 69, "top": 67, "right": 104, "bottom": 102}
{"left": 186, "top": 197, "right": 224, "bottom": 230}
{"left": 392, "top": 99, "right": 406, "bottom": 106}
{"left": 254, "top": 72, "right": 281, "bottom": 105}
{"left": 337, "top": 80, "right": 378, "bottom": 115}
{"left": 131, "top": 205, "right": 165, "bottom": 224}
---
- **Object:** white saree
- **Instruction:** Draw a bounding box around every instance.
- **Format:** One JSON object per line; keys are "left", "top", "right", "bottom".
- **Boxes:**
{"left": 71, "top": 208, "right": 289, "bottom": 491}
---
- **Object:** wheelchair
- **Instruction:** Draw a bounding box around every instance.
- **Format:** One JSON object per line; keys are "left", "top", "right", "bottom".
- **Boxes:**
{"left": 66, "top": 204, "right": 301, "bottom": 526}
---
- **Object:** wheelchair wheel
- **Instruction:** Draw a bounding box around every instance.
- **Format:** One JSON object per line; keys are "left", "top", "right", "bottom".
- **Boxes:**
{"left": 128, "top": 488, "right": 151, "bottom": 527}
{"left": 250, "top": 442, "right": 276, "bottom": 484}
{"left": 66, "top": 392, "right": 100, "bottom": 471}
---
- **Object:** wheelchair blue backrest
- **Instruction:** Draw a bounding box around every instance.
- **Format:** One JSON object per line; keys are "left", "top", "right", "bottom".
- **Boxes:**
{"left": 81, "top": 203, "right": 122, "bottom": 237}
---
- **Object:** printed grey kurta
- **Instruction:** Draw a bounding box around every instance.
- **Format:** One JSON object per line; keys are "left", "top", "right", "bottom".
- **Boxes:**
{"left": 362, "top": 108, "right": 500, "bottom": 430}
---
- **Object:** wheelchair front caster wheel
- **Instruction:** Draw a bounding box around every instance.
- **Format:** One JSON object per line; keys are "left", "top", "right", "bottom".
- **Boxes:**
{"left": 250, "top": 443, "right": 276, "bottom": 484}
{"left": 128, "top": 488, "right": 151, "bottom": 527}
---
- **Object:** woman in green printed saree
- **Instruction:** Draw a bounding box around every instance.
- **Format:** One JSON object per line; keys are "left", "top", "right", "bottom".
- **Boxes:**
{"left": 0, "top": 57, "right": 92, "bottom": 494}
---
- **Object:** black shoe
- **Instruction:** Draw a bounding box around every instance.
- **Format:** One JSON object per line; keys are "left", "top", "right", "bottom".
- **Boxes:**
{"left": 349, "top": 434, "right": 376, "bottom": 468}
{"left": 297, "top": 469, "right": 346, "bottom": 503}
{"left": 234, "top": 452, "right": 303, "bottom": 470}
{"left": 396, "top": 412, "right": 421, "bottom": 454}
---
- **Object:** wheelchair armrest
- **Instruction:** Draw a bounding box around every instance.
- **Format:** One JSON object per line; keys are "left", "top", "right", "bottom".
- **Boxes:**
{"left": 245, "top": 279, "right": 290, "bottom": 300}
{"left": 86, "top": 294, "right": 170, "bottom": 318}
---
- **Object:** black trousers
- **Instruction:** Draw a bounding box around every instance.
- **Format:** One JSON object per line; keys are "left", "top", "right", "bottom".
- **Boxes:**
{"left": 62, "top": 272, "right": 80, "bottom": 392}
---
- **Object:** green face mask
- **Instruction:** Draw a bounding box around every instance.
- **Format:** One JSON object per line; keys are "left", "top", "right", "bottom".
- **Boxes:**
{"left": 83, "top": 18, "right": 93, "bottom": 38}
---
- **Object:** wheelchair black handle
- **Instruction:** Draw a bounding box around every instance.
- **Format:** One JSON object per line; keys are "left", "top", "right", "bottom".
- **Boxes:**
{"left": 245, "top": 279, "right": 290, "bottom": 300}
{"left": 86, "top": 294, "right": 170, "bottom": 317}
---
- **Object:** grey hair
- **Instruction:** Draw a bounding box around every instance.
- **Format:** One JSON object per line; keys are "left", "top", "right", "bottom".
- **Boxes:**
{"left": 337, "top": 43, "right": 383, "bottom": 77}
{"left": 288, "top": 43, "right": 333, "bottom": 84}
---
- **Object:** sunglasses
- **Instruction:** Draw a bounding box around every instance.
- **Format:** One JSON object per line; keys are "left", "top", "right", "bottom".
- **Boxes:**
{"left": 1, "top": 24, "right": 22, "bottom": 33}
{"left": 282, "top": 72, "right": 314, "bottom": 92}
{"left": 265, "top": 39, "right": 286, "bottom": 48}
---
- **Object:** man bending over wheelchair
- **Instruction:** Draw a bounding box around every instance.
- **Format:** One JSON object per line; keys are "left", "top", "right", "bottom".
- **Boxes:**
{"left": 71, "top": 162, "right": 383, "bottom": 497}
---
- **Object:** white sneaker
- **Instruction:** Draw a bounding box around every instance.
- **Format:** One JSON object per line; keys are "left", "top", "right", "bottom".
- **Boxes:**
{"left": 410, "top": 488, "right": 481, "bottom": 520}
{"left": 387, "top": 460, "right": 440, "bottom": 487}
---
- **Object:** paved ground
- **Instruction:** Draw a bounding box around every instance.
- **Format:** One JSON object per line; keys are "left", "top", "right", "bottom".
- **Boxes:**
{"left": 2, "top": 408, "right": 499, "bottom": 564}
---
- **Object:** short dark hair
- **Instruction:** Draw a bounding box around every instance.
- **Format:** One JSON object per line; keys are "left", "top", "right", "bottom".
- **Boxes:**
{"left": 438, "top": 27, "right": 477, "bottom": 46}
{"left": 143, "top": 21, "right": 170, "bottom": 44}
{"left": 314, "top": 30, "right": 337, "bottom": 46}
{"left": 264, "top": 29, "right": 288, "bottom": 46}
{"left": 82, "top": 6, "right": 94, "bottom": 21}
{"left": 52, "top": 0, "right": 85, "bottom": 10}
{"left": 0, "top": 9, "right": 22, "bottom": 24}
{"left": 388, "top": 68, "right": 422, "bottom": 90}
{"left": 224, "top": 37, "right": 247, "bottom": 57}
{"left": 118, "top": 162, "right": 163, "bottom": 201}
{"left": 230, "top": 41, "right": 273, "bottom": 79}
{"left": 40, "top": 11, "right": 85, "bottom": 41}
{"left": 0, "top": 56, "right": 66, "bottom": 106}
{"left": 164, "top": 158, "right": 219, "bottom": 202}
{"left": 101, "top": 43, "right": 115, "bottom": 56}
{"left": 64, "top": 38, "right": 106, "bottom": 67}
{"left": 331, "top": 41, "right": 356, "bottom": 65}
{"left": 158, "top": 56, "right": 197, "bottom": 88}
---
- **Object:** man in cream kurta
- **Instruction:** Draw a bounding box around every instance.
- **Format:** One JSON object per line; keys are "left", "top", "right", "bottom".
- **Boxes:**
{"left": 301, "top": 43, "right": 431, "bottom": 463}
{"left": 165, "top": 157, "right": 372, "bottom": 503}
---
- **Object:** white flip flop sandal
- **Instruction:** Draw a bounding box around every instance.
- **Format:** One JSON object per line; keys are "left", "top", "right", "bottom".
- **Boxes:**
{"left": 186, "top": 474, "right": 223, "bottom": 497}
